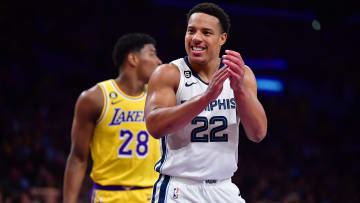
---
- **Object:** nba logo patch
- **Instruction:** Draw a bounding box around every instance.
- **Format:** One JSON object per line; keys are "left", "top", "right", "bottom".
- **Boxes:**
{"left": 172, "top": 187, "right": 179, "bottom": 199}
{"left": 184, "top": 71, "right": 191, "bottom": 78}
{"left": 109, "top": 92, "right": 118, "bottom": 99}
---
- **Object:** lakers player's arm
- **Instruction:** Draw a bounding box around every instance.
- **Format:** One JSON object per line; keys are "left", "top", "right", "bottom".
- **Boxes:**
{"left": 145, "top": 64, "right": 230, "bottom": 139}
{"left": 63, "top": 85, "right": 103, "bottom": 203}
{"left": 223, "top": 50, "right": 267, "bottom": 142}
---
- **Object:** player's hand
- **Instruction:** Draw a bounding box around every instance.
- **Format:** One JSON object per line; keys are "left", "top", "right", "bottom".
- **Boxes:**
{"left": 222, "top": 50, "right": 246, "bottom": 91}
{"left": 204, "top": 65, "right": 229, "bottom": 101}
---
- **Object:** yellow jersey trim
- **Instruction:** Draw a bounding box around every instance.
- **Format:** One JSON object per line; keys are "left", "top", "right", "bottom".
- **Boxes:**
{"left": 110, "top": 79, "right": 146, "bottom": 101}
{"left": 96, "top": 83, "right": 108, "bottom": 125}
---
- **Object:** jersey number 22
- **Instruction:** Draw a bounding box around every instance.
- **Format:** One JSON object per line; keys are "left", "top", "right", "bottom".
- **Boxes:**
{"left": 191, "top": 116, "right": 228, "bottom": 142}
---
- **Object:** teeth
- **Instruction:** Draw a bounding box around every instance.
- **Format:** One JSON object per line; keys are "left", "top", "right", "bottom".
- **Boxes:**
{"left": 192, "top": 47, "right": 204, "bottom": 51}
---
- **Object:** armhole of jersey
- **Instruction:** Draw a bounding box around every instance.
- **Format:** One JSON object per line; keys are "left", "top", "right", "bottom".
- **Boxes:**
{"left": 96, "top": 83, "right": 108, "bottom": 125}
{"left": 172, "top": 62, "right": 184, "bottom": 97}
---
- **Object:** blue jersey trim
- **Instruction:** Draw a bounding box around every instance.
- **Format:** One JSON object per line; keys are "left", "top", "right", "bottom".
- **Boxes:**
{"left": 158, "top": 175, "right": 170, "bottom": 203}
{"left": 151, "top": 175, "right": 162, "bottom": 203}
{"left": 155, "top": 137, "right": 167, "bottom": 172}
{"left": 219, "top": 58, "right": 225, "bottom": 69}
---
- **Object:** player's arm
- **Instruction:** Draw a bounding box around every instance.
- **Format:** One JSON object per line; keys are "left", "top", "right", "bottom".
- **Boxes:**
{"left": 145, "top": 64, "right": 229, "bottom": 139}
{"left": 223, "top": 50, "right": 267, "bottom": 143}
{"left": 63, "top": 86, "right": 103, "bottom": 203}
{"left": 235, "top": 65, "right": 267, "bottom": 142}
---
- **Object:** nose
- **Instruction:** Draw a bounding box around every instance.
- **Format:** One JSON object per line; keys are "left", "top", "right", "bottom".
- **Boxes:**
{"left": 192, "top": 32, "right": 203, "bottom": 42}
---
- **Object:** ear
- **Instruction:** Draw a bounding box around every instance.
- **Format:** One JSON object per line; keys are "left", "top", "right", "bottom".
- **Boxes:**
{"left": 127, "top": 52, "right": 139, "bottom": 67}
{"left": 219, "top": 32, "right": 227, "bottom": 46}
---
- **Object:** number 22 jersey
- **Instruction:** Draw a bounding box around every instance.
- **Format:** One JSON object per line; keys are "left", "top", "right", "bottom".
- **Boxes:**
{"left": 155, "top": 57, "right": 240, "bottom": 180}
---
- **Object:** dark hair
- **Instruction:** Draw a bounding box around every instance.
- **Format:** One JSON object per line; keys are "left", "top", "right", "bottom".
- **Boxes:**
{"left": 186, "top": 2, "right": 230, "bottom": 34}
{"left": 112, "top": 33, "right": 156, "bottom": 68}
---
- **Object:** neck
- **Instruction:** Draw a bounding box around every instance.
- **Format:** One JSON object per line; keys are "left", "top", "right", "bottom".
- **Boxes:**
{"left": 115, "top": 73, "right": 145, "bottom": 96}
{"left": 189, "top": 57, "right": 221, "bottom": 83}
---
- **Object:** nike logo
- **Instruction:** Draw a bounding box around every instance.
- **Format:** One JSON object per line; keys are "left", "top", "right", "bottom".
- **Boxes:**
{"left": 111, "top": 100, "right": 123, "bottom": 105}
{"left": 185, "top": 82, "right": 197, "bottom": 87}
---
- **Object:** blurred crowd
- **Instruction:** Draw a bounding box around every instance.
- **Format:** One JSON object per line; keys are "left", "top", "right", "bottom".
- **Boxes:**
{"left": 1, "top": 0, "right": 359, "bottom": 202}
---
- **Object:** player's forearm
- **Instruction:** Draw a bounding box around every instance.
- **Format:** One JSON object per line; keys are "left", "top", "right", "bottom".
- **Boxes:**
{"left": 63, "top": 154, "right": 88, "bottom": 203}
{"left": 146, "top": 93, "right": 210, "bottom": 139}
{"left": 234, "top": 87, "right": 267, "bottom": 142}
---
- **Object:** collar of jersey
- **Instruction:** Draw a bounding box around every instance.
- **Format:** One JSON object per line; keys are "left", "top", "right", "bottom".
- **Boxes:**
{"left": 183, "top": 56, "right": 225, "bottom": 85}
{"left": 110, "top": 79, "right": 146, "bottom": 100}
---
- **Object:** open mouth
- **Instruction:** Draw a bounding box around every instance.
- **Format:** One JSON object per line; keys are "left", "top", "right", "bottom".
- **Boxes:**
{"left": 190, "top": 45, "right": 206, "bottom": 55}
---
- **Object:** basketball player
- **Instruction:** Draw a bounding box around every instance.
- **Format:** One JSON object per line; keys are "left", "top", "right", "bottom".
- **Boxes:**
{"left": 145, "top": 3, "right": 267, "bottom": 203}
{"left": 63, "top": 33, "right": 162, "bottom": 203}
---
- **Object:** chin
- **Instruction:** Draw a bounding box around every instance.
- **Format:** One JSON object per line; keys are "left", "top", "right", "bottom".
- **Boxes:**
{"left": 188, "top": 55, "right": 207, "bottom": 64}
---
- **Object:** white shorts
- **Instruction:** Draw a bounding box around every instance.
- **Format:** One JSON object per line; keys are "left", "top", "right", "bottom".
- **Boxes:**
{"left": 151, "top": 175, "right": 246, "bottom": 203}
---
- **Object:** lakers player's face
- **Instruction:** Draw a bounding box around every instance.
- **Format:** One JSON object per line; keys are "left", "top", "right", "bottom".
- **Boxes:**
{"left": 137, "top": 44, "right": 162, "bottom": 83}
{"left": 185, "top": 13, "right": 227, "bottom": 65}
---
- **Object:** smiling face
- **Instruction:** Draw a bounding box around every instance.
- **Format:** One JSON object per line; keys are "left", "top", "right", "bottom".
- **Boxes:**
{"left": 185, "top": 12, "right": 227, "bottom": 66}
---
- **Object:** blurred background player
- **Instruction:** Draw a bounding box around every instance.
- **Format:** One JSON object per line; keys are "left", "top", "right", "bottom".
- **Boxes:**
{"left": 145, "top": 3, "right": 267, "bottom": 203}
{"left": 63, "top": 33, "right": 162, "bottom": 203}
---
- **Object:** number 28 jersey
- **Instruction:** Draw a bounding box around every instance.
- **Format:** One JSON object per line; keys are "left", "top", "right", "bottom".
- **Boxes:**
{"left": 155, "top": 57, "right": 240, "bottom": 180}
{"left": 90, "top": 79, "right": 160, "bottom": 186}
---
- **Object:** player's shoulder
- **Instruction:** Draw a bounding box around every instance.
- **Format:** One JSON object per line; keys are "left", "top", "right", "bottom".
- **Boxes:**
{"left": 148, "top": 63, "right": 180, "bottom": 91}
{"left": 157, "top": 63, "right": 179, "bottom": 71}
{"left": 76, "top": 83, "right": 104, "bottom": 110}
{"left": 80, "top": 84, "right": 102, "bottom": 100}
{"left": 152, "top": 63, "right": 180, "bottom": 79}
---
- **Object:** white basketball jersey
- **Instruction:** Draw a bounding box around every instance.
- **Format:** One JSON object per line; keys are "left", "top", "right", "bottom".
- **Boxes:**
{"left": 155, "top": 57, "right": 240, "bottom": 180}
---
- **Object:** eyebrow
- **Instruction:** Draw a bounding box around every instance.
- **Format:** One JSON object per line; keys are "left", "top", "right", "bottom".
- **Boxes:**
{"left": 202, "top": 28, "right": 214, "bottom": 32}
{"left": 187, "top": 26, "right": 214, "bottom": 32}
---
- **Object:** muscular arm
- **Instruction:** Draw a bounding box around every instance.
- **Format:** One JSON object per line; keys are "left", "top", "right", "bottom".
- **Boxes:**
{"left": 63, "top": 86, "right": 103, "bottom": 203}
{"left": 145, "top": 64, "right": 229, "bottom": 139}
{"left": 223, "top": 50, "right": 267, "bottom": 143}
{"left": 234, "top": 66, "right": 267, "bottom": 142}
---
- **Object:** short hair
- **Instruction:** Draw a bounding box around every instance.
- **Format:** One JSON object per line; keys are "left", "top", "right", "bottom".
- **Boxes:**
{"left": 186, "top": 2, "right": 231, "bottom": 34}
{"left": 112, "top": 33, "right": 156, "bottom": 68}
